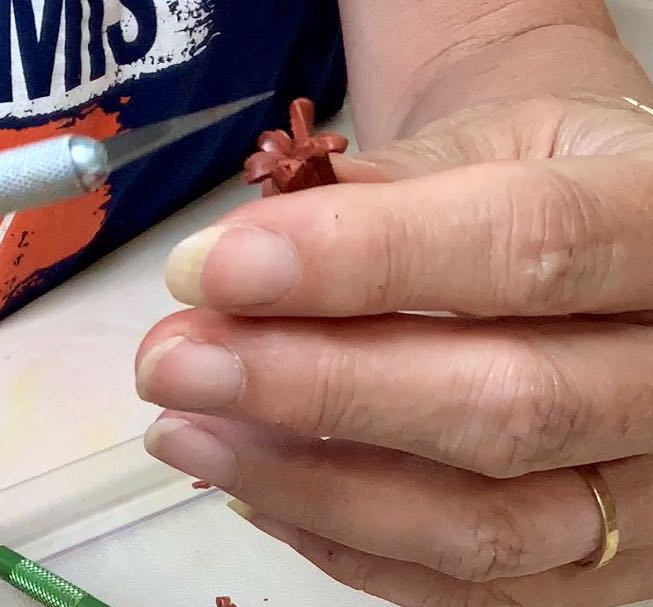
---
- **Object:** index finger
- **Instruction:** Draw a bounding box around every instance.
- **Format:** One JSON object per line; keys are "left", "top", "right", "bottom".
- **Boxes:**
{"left": 165, "top": 154, "right": 653, "bottom": 317}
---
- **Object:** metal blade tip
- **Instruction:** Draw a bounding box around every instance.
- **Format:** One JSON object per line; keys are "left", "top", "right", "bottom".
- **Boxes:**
{"left": 102, "top": 90, "right": 275, "bottom": 171}
{"left": 235, "top": 91, "right": 275, "bottom": 112}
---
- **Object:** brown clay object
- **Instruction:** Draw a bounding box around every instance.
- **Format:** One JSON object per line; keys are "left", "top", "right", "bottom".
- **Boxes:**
{"left": 245, "top": 98, "right": 349, "bottom": 194}
{"left": 192, "top": 480, "right": 212, "bottom": 490}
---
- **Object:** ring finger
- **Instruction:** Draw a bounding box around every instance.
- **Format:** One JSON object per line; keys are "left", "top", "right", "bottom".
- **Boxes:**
{"left": 144, "top": 413, "right": 653, "bottom": 582}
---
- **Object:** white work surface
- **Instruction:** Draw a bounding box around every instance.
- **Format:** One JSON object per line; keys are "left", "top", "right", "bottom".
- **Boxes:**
{"left": 3, "top": 490, "right": 388, "bottom": 607}
{"left": 2, "top": 3, "right": 653, "bottom": 605}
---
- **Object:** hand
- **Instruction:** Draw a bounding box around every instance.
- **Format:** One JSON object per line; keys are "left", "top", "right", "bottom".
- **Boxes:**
{"left": 136, "top": 95, "right": 653, "bottom": 607}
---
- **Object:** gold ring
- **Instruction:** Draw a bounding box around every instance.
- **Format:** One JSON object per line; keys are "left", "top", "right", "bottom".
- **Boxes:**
{"left": 575, "top": 465, "right": 619, "bottom": 570}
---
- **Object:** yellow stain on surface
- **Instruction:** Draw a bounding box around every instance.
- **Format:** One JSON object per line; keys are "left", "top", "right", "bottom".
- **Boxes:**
{"left": 2, "top": 360, "right": 123, "bottom": 456}
{"left": 81, "top": 423, "right": 118, "bottom": 454}
{"left": 0, "top": 362, "right": 43, "bottom": 463}
{"left": 1, "top": 354, "right": 138, "bottom": 489}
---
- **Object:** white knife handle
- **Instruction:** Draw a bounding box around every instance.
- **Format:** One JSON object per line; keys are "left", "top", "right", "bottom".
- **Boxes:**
{"left": 0, "top": 135, "right": 109, "bottom": 216}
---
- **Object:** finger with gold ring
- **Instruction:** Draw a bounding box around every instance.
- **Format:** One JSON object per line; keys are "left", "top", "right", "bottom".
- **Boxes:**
{"left": 575, "top": 465, "right": 620, "bottom": 570}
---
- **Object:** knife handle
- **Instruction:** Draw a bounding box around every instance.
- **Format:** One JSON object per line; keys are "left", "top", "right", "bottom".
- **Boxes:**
{"left": 0, "top": 135, "right": 109, "bottom": 216}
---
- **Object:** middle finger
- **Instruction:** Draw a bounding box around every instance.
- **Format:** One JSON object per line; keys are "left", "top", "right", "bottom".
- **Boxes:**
{"left": 137, "top": 309, "right": 653, "bottom": 478}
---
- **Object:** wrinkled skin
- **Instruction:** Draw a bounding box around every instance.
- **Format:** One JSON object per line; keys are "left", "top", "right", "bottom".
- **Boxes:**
{"left": 136, "top": 3, "right": 653, "bottom": 605}
{"left": 138, "top": 93, "right": 653, "bottom": 607}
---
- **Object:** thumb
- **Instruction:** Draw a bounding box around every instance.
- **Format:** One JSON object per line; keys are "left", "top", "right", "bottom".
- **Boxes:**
{"left": 330, "top": 136, "right": 475, "bottom": 183}
{"left": 331, "top": 97, "right": 573, "bottom": 184}
{"left": 331, "top": 116, "right": 500, "bottom": 183}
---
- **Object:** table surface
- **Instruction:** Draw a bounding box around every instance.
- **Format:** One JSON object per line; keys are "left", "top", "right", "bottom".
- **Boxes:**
{"left": 3, "top": 3, "right": 653, "bottom": 605}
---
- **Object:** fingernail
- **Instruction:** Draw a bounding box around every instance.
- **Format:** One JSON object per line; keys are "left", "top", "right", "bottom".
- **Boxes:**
{"left": 166, "top": 225, "right": 299, "bottom": 307}
{"left": 330, "top": 154, "right": 377, "bottom": 168}
{"left": 136, "top": 336, "right": 185, "bottom": 401}
{"left": 227, "top": 499, "right": 299, "bottom": 546}
{"left": 137, "top": 336, "right": 243, "bottom": 409}
{"left": 144, "top": 416, "right": 191, "bottom": 445}
{"left": 348, "top": 157, "right": 378, "bottom": 167}
{"left": 227, "top": 499, "right": 254, "bottom": 520}
{"left": 252, "top": 515, "right": 300, "bottom": 546}
{"left": 144, "top": 417, "right": 238, "bottom": 490}
{"left": 166, "top": 226, "right": 225, "bottom": 306}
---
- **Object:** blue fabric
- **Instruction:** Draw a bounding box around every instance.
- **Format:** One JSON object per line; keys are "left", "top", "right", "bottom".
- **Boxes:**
{"left": 0, "top": 0, "right": 346, "bottom": 319}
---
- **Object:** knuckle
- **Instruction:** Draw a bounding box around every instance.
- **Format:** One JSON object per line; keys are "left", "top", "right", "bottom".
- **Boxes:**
{"left": 302, "top": 346, "right": 366, "bottom": 436}
{"left": 443, "top": 496, "right": 526, "bottom": 582}
{"left": 502, "top": 347, "right": 591, "bottom": 476}
{"left": 461, "top": 352, "right": 522, "bottom": 476}
{"left": 364, "top": 205, "right": 426, "bottom": 310}
{"left": 288, "top": 448, "right": 348, "bottom": 531}
{"left": 421, "top": 581, "right": 515, "bottom": 607}
{"left": 482, "top": 584, "right": 526, "bottom": 607}
{"left": 497, "top": 166, "right": 611, "bottom": 314}
{"left": 319, "top": 544, "right": 375, "bottom": 593}
{"left": 466, "top": 341, "right": 590, "bottom": 478}
{"left": 319, "top": 545, "right": 510, "bottom": 607}
{"left": 416, "top": 586, "right": 475, "bottom": 607}
{"left": 461, "top": 586, "right": 524, "bottom": 607}
{"left": 411, "top": 583, "right": 509, "bottom": 607}
{"left": 619, "top": 379, "right": 653, "bottom": 438}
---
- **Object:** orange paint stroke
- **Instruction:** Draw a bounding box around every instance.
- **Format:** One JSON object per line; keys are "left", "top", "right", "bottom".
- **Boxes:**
{"left": 0, "top": 105, "right": 121, "bottom": 310}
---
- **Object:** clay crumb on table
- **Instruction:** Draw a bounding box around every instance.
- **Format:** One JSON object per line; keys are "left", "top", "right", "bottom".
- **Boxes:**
{"left": 192, "top": 480, "right": 212, "bottom": 490}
